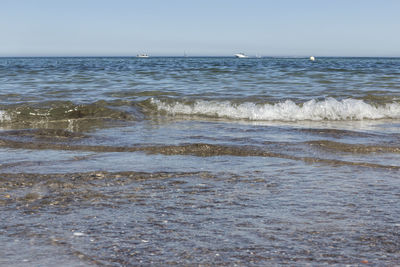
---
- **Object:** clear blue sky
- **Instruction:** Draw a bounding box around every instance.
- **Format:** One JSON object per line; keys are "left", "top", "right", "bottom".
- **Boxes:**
{"left": 1, "top": 0, "right": 399, "bottom": 57}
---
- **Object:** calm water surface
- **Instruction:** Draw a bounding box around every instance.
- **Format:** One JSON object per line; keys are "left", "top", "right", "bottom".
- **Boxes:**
{"left": 0, "top": 57, "right": 400, "bottom": 266}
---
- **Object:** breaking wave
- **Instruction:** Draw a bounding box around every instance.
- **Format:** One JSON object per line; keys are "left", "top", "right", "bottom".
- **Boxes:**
{"left": 150, "top": 98, "right": 400, "bottom": 121}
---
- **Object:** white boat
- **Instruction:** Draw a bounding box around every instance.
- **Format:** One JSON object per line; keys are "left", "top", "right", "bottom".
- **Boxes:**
{"left": 137, "top": 54, "right": 149, "bottom": 58}
{"left": 234, "top": 53, "right": 248, "bottom": 58}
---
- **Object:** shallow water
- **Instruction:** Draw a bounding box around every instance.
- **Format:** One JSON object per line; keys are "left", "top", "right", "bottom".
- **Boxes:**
{"left": 1, "top": 57, "right": 400, "bottom": 265}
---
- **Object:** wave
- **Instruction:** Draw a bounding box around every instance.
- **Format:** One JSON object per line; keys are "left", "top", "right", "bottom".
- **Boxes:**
{"left": 0, "top": 101, "right": 134, "bottom": 125}
{"left": 150, "top": 98, "right": 400, "bottom": 121}
{"left": 2, "top": 98, "right": 400, "bottom": 125}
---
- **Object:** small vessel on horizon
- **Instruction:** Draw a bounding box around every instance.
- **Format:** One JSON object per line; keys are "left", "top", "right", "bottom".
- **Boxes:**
{"left": 234, "top": 53, "right": 248, "bottom": 58}
{"left": 137, "top": 54, "right": 149, "bottom": 58}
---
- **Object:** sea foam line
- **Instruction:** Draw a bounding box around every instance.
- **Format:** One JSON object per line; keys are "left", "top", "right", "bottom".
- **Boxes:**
{"left": 150, "top": 98, "right": 400, "bottom": 121}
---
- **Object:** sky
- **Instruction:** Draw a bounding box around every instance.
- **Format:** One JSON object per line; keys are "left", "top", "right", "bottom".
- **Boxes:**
{"left": 1, "top": 0, "right": 399, "bottom": 57}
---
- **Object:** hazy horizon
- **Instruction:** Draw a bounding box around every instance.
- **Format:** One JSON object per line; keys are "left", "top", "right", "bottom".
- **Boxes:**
{"left": 1, "top": 55, "right": 400, "bottom": 58}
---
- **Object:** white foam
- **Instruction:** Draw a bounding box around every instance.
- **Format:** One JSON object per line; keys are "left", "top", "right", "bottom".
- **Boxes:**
{"left": 0, "top": 110, "right": 11, "bottom": 123}
{"left": 150, "top": 98, "right": 400, "bottom": 121}
{"left": 73, "top": 232, "right": 85, "bottom": 237}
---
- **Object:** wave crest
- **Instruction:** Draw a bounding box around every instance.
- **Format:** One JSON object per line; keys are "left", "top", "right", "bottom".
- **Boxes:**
{"left": 150, "top": 98, "right": 400, "bottom": 121}
{"left": 0, "top": 101, "right": 135, "bottom": 129}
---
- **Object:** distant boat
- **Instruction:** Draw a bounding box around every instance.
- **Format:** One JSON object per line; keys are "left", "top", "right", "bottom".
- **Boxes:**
{"left": 234, "top": 53, "right": 248, "bottom": 58}
{"left": 137, "top": 54, "right": 149, "bottom": 58}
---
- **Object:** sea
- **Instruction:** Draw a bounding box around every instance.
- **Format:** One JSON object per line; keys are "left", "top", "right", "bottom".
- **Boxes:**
{"left": 0, "top": 56, "right": 400, "bottom": 266}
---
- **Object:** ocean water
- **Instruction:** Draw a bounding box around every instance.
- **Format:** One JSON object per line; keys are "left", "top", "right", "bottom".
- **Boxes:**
{"left": 1, "top": 56, "right": 400, "bottom": 265}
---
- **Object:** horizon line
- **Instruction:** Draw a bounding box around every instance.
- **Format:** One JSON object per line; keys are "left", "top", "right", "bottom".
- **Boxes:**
{"left": 1, "top": 55, "right": 400, "bottom": 58}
